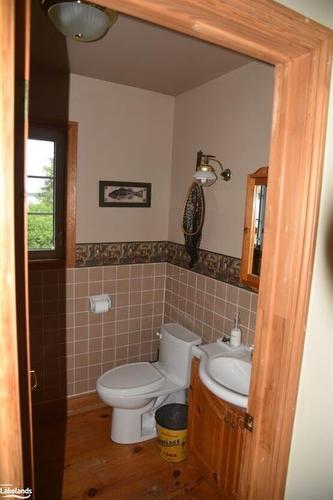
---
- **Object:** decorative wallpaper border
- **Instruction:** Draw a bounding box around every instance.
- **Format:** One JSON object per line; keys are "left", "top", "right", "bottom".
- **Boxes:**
{"left": 76, "top": 241, "right": 168, "bottom": 267}
{"left": 167, "top": 241, "right": 241, "bottom": 286}
{"left": 76, "top": 241, "right": 254, "bottom": 290}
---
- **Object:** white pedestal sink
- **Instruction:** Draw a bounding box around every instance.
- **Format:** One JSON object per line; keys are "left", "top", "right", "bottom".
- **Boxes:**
{"left": 194, "top": 342, "right": 252, "bottom": 408}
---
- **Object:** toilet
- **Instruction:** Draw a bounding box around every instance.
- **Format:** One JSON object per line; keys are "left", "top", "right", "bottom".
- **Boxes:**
{"left": 96, "top": 323, "right": 201, "bottom": 444}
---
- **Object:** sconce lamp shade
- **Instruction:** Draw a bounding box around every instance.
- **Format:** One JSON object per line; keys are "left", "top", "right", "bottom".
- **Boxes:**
{"left": 193, "top": 169, "right": 217, "bottom": 186}
{"left": 48, "top": 1, "right": 118, "bottom": 42}
{"left": 193, "top": 150, "right": 231, "bottom": 187}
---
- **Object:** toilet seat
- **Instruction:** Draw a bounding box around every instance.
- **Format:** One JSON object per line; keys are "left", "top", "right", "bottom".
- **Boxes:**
{"left": 98, "top": 362, "right": 166, "bottom": 396}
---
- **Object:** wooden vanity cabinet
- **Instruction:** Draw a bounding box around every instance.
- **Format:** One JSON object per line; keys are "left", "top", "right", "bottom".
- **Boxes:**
{"left": 188, "top": 358, "right": 245, "bottom": 499}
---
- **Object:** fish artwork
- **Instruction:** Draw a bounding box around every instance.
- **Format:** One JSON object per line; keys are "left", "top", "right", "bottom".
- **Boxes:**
{"left": 182, "top": 181, "right": 205, "bottom": 268}
{"left": 108, "top": 188, "right": 145, "bottom": 200}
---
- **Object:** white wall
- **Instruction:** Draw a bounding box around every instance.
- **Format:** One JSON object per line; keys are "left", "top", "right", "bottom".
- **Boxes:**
{"left": 168, "top": 62, "right": 274, "bottom": 257}
{"left": 69, "top": 74, "right": 174, "bottom": 243}
{"left": 275, "top": 2, "right": 333, "bottom": 499}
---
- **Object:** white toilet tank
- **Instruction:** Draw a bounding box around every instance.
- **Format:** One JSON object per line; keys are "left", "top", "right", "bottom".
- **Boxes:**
{"left": 157, "top": 323, "right": 201, "bottom": 386}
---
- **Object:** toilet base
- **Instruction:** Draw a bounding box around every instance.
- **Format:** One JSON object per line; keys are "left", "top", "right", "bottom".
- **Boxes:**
{"left": 111, "top": 390, "right": 186, "bottom": 444}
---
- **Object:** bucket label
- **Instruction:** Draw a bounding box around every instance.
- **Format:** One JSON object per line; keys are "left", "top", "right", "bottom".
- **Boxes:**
{"left": 157, "top": 425, "right": 187, "bottom": 462}
{"left": 157, "top": 438, "right": 186, "bottom": 447}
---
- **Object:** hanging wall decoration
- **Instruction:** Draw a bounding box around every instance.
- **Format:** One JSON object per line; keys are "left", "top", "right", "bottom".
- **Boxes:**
{"left": 99, "top": 181, "right": 151, "bottom": 208}
{"left": 182, "top": 181, "right": 205, "bottom": 268}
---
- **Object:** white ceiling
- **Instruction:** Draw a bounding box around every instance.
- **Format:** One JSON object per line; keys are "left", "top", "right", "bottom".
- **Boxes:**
{"left": 66, "top": 13, "right": 254, "bottom": 96}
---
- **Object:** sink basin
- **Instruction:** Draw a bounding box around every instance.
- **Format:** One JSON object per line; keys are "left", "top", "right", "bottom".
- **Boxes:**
{"left": 208, "top": 356, "right": 251, "bottom": 396}
{"left": 196, "top": 343, "right": 252, "bottom": 408}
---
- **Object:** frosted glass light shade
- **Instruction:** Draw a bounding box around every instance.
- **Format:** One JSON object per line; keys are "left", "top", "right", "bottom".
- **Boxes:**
{"left": 193, "top": 169, "right": 217, "bottom": 187}
{"left": 48, "top": 1, "right": 117, "bottom": 42}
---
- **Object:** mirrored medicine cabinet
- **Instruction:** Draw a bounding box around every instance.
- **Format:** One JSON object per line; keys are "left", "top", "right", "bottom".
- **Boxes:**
{"left": 240, "top": 166, "right": 268, "bottom": 290}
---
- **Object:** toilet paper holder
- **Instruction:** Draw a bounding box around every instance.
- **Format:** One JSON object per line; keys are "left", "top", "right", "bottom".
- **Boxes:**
{"left": 89, "top": 294, "right": 112, "bottom": 314}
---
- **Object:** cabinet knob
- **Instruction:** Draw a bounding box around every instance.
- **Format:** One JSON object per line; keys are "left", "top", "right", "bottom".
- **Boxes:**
{"left": 197, "top": 406, "right": 201, "bottom": 413}
{"left": 231, "top": 422, "right": 236, "bottom": 429}
{"left": 224, "top": 416, "right": 229, "bottom": 424}
{"left": 213, "top": 472, "right": 217, "bottom": 481}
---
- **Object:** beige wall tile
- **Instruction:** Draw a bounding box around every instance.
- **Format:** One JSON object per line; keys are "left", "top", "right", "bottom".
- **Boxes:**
{"left": 117, "top": 265, "right": 130, "bottom": 279}
{"left": 88, "top": 337, "right": 102, "bottom": 352}
{"left": 89, "top": 281, "right": 103, "bottom": 295}
{"left": 75, "top": 268, "right": 88, "bottom": 283}
{"left": 75, "top": 312, "right": 89, "bottom": 327}
{"left": 75, "top": 326, "right": 88, "bottom": 341}
{"left": 90, "top": 324, "right": 103, "bottom": 338}
{"left": 33, "top": 260, "right": 257, "bottom": 402}
{"left": 75, "top": 283, "right": 88, "bottom": 298}
{"left": 226, "top": 285, "right": 238, "bottom": 304}
{"left": 103, "top": 336, "right": 116, "bottom": 349}
{"left": 117, "top": 280, "right": 130, "bottom": 294}
{"left": 130, "top": 265, "right": 143, "bottom": 278}
{"left": 74, "top": 380, "right": 89, "bottom": 394}
{"left": 104, "top": 266, "right": 116, "bottom": 280}
{"left": 143, "top": 264, "right": 154, "bottom": 277}
{"left": 89, "top": 351, "right": 102, "bottom": 365}
{"left": 75, "top": 340, "right": 88, "bottom": 355}
{"left": 89, "top": 267, "right": 103, "bottom": 282}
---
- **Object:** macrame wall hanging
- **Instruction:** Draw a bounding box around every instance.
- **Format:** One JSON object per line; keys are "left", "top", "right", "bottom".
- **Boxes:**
{"left": 182, "top": 181, "right": 205, "bottom": 268}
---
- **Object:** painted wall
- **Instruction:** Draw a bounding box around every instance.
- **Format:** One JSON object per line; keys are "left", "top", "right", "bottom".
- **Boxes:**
{"left": 275, "top": 1, "right": 333, "bottom": 499}
{"left": 168, "top": 62, "right": 274, "bottom": 257}
{"left": 69, "top": 74, "right": 174, "bottom": 243}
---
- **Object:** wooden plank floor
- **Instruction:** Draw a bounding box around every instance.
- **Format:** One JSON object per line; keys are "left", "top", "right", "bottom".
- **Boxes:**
{"left": 34, "top": 408, "right": 219, "bottom": 500}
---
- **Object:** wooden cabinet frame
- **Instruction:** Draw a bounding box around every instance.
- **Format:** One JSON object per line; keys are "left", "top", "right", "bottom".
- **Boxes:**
{"left": 1, "top": 0, "right": 332, "bottom": 498}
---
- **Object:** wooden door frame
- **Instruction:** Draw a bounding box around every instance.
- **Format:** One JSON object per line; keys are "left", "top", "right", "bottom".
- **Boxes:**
{"left": 1, "top": 0, "right": 332, "bottom": 497}
{"left": 0, "top": 0, "right": 25, "bottom": 488}
{"left": 98, "top": 1, "right": 332, "bottom": 499}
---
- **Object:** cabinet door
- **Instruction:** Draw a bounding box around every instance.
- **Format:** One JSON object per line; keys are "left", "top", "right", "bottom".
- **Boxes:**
{"left": 190, "top": 381, "right": 225, "bottom": 486}
{"left": 188, "top": 359, "right": 245, "bottom": 499}
{"left": 219, "top": 407, "right": 245, "bottom": 499}
{"left": 188, "top": 359, "right": 226, "bottom": 488}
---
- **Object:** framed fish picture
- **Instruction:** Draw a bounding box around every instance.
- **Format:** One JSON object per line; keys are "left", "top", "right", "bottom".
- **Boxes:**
{"left": 99, "top": 181, "right": 151, "bottom": 208}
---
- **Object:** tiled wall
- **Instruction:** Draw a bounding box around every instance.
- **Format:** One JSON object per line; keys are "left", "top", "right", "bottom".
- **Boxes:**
{"left": 29, "top": 261, "right": 256, "bottom": 404}
{"left": 29, "top": 263, "right": 166, "bottom": 404}
{"left": 164, "top": 264, "right": 257, "bottom": 346}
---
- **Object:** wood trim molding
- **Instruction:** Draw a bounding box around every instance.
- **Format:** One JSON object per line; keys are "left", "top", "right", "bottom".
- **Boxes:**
{"left": 0, "top": 0, "right": 24, "bottom": 487}
{"left": 66, "top": 121, "right": 78, "bottom": 268}
{"left": 97, "top": 0, "right": 331, "bottom": 63}
{"left": 14, "top": 0, "right": 34, "bottom": 490}
{"left": 67, "top": 391, "right": 107, "bottom": 417}
{"left": 241, "top": 38, "right": 333, "bottom": 499}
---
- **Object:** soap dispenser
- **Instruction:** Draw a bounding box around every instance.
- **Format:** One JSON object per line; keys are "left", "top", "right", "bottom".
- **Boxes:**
{"left": 230, "top": 311, "right": 241, "bottom": 348}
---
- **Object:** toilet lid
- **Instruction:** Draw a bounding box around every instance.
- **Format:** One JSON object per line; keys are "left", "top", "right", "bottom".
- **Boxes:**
{"left": 98, "top": 362, "right": 166, "bottom": 396}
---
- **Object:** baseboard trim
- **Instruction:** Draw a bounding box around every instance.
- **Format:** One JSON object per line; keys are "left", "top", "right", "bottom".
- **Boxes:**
{"left": 67, "top": 391, "right": 107, "bottom": 417}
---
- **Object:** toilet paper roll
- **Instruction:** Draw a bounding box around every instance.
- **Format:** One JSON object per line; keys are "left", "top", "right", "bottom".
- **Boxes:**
{"left": 89, "top": 294, "right": 111, "bottom": 314}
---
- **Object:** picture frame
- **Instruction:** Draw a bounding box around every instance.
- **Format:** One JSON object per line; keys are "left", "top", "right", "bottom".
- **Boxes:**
{"left": 99, "top": 181, "right": 151, "bottom": 208}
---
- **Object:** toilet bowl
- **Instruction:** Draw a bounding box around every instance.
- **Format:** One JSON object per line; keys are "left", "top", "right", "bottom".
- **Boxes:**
{"left": 96, "top": 323, "right": 201, "bottom": 444}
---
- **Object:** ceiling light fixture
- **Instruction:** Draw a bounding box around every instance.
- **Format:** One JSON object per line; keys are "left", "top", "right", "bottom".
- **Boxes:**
{"left": 43, "top": 0, "right": 118, "bottom": 42}
{"left": 193, "top": 150, "right": 231, "bottom": 187}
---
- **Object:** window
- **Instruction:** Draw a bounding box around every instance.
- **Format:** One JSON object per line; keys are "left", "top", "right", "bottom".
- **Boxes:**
{"left": 27, "top": 123, "right": 66, "bottom": 260}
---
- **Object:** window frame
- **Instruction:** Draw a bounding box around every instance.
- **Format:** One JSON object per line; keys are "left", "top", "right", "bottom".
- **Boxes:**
{"left": 27, "top": 121, "right": 66, "bottom": 260}
{"left": 27, "top": 120, "right": 77, "bottom": 268}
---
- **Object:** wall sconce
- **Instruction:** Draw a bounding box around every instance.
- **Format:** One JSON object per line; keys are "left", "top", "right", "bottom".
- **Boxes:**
{"left": 42, "top": 0, "right": 118, "bottom": 42}
{"left": 193, "top": 150, "right": 231, "bottom": 187}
